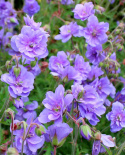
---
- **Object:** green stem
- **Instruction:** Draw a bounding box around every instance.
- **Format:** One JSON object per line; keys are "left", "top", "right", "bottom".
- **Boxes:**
{"left": 117, "top": 141, "right": 125, "bottom": 155}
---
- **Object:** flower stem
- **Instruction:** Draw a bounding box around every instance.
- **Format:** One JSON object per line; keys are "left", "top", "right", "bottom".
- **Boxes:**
{"left": 117, "top": 141, "right": 125, "bottom": 155}
{"left": 54, "top": 146, "right": 57, "bottom": 155}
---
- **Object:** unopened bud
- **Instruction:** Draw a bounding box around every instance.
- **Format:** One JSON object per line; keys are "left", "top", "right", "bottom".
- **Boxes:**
{"left": 80, "top": 124, "right": 92, "bottom": 140}
{"left": 115, "top": 29, "right": 121, "bottom": 35}
{"left": 14, "top": 67, "right": 21, "bottom": 78}
{"left": 108, "top": 35, "right": 113, "bottom": 40}
{"left": 30, "top": 61, "right": 36, "bottom": 67}
{"left": 6, "top": 147, "right": 19, "bottom": 155}
{"left": 63, "top": 76, "right": 68, "bottom": 83}
{"left": 35, "top": 125, "right": 45, "bottom": 136}
{"left": 10, "top": 18, "right": 16, "bottom": 23}
{"left": 94, "top": 131, "right": 101, "bottom": 140}
{"left": 5, "top": 61, "right": 12, "bottom": 70}
{"left": 99, "top": 62, "right": 103, "bottom": 67}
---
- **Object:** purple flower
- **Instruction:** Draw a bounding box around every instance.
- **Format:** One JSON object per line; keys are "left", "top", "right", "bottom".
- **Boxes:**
{"left": 23, "top": 0, "right": 40, "bottom": 16}
{"left": 11, "top": 26, "right": 48, "bottom": 60}
{"left": 49, "top": 51, "right": 70, "bottom": 75}
{"left": 92, "top": 140, "right": 101, "bottom": 155}
{"left": 60, "top": 66, "right": 82, "bottom": 83}
{"left": 86, "top": 45, "right": 105, "bottom": 65}
{"left": 24, "top": 14, "right": 42, "bottom": 30}
{"left": 15, "top": 99, "right": 38, "bottom": 121}
{"left": 14, "top": 98, "right": 24, "bottom": 108}
{"left": 106, "top": 101, "right": 125, "bottom": 132}
{"left": 90, "top": 77, "right": 116, "bottom": 100}
{"left": 13, "top": 118, "right": 45, "bottom": 154}
{"left": 61, "top": 0, "right": 74, "bottom": 5}
{"left": 47, "top": 123, "right": 73, "bottom": 147}
{"left": 74, "top": 54, "right": 91, "bottom": 81}
{"left": 38, "top": 85, "right": 73, "bottom": 123}
{"left": 73, "top": 2, "right": 95, "bottom": 21}
{"left": 79, "top": 100, "right": 106, "bottom": 125}
{"left": 80, "top": 124, "right": 92, "bottom": 140}
{"left": 1, "top": 65, "right": 34, "bottom": 98}
{"left": 0, "top": 0, "right": 18, "bottom": 28}
{"left": 72, "top": 83, "right": 99, "bottom": 105}
{"left": 83, "top": 15, "right": 109, "bottom": 47}
{"left": 101, "top": 134, "right": 115, "bottom": 147}
{"left": 22, "top": 57, "right": 41, "bottom": 77}
{"left": 55, "top": 22, "right": 84, "bottom": 43}
{"left": 88, "top": 66, "right": 104, "bottom": 80}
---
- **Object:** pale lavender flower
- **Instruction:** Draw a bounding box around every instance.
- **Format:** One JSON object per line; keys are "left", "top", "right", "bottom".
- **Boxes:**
{"left": 92, "top": 140, "right": 101, "bottom": 155}
{"left": 74, "top": 54, "right": 91, "bottom": 81}
{"left": 73, "top": 2, "right": 95, "bottom": 21}
{"left": 60, "top": 66, "right": 82, "bottom": 83}
{"left": 47, "top": 122, "right": 73, "bottom": 147}
{"left": 38, "top": 85, "right": 73, "bottom": 123}
{"left": 86, "top": 45, "right": 105, "bottom": 65}
{"left": 13, "top": 118, "right": 45, "bottom": 154}
{"left": 90, "top": 77, "right": 116, "bottom": 100}
{"left": 88, "top": 66, "right": 104, "bottom": 80}
{"left": 83, "top": 15, "right": 109, "bottom": 47}
{"left": 15, "top": 100, "right": 38, "bottom": 121}
{"left": 106, "top": 101, "right": 125, "bottom": 132}
{"left": 1, "top": 65, "right": 34, "bottom": 98}
{"left": 23, "top": 0, "right": 40, "bottom": 16}
{"left": 55, "top": 22, "right": 84, "bottom": 43}
{"left": 12, "top": 26, "right": 48, "bottom": 60}
{"left": 49, "top": 51, "right": 70, "bottom": 75}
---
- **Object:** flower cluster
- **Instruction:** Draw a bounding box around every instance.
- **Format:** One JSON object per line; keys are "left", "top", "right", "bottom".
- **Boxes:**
{"left": 0, "top": 0, "right": 124, "bottom": 155}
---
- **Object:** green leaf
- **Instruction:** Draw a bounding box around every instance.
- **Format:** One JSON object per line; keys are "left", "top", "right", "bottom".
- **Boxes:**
{"left": 101, "top": 144, "right": 112, "bottom": 155}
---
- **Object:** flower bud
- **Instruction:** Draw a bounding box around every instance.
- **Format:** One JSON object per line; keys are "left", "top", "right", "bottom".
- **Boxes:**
{"left": 95, "top": 5, "right": 105, "bottom": 14}
{"left": 80, "top": 124, "right": 92, "bottom": 140}
{"left": 6, "top": 147, "right": 19, "bottom": 155}
{"left": 108, "top": 35, "right": 113, "bottom": 40}
{"left": 99, "top": 62, "right": 103, "bottom": 67}
{"left": 14, "top": 67, "right": 21, "bottom": 78}
{"left": 35, "top": 125, "right": 45, "bottom": 136}
{"left": 52, "top": 133, "right": 66, "bottom": 147}
{"left": 94, "top": 131, "right": 101, "bottom": 140}
{"left": 5, "top": 108, "right": 14, "bottom": 119}
{"left": 30, "top": 61, "right": 37, "bottom": 67}
{"left": 63, "top": 76, "right": 68, "bottom": 83}
{"left": 77, "top": 91, "right": 83, "bottom": 100}
{"left": 5, "top": 61, "right": 12, "bottom": 70}
{"left": 10, "top": 18, "right": 17, "bottom": 23}
{"left": 115, "top": 29, "right": 121, "bottom": 35}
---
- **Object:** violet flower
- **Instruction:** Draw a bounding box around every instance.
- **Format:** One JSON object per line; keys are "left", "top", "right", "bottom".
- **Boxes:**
{"left": 83, "top": 15, "right": 109, "bottom": 47}
{"left": 23, "top": 0, "right": 40, "bottom": 16}
{"left": 74, "top": 54, "right": 91, "bottom": 81}
{"left": 86, "top": 44, "right": 105, "bottom": 65}
{"left": 90, "top": 77, "right": 116, "bottom": 100}
{"left": 13, "top": 118, "right": 45, "bottom": 154}
{"left": 106, "top": 101, "right": 125, "bottom": 132}
{"left": 73, "top": 2, "right": 95, "bottom": 21}
{"left": 1, "top": 65, "right": 35, "bottom": 98}
{"left": 49, "top": 51, "right": 70, "bottom": 75}
{"left": 55, "top": 22, "right": 84, "bottom": 43}
{"left": 47, "top": 122, "right": 73, "bottom": 147}
{"left": 38, "top": 85, "right": 73, "bottom": 123}
{"left": 11, "top": 26, "right": 48, "bottom": 60}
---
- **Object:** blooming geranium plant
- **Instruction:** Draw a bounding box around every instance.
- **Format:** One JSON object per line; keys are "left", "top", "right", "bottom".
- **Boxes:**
{"left": 0, "top": 0, "right": 125, "bottom": 155}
